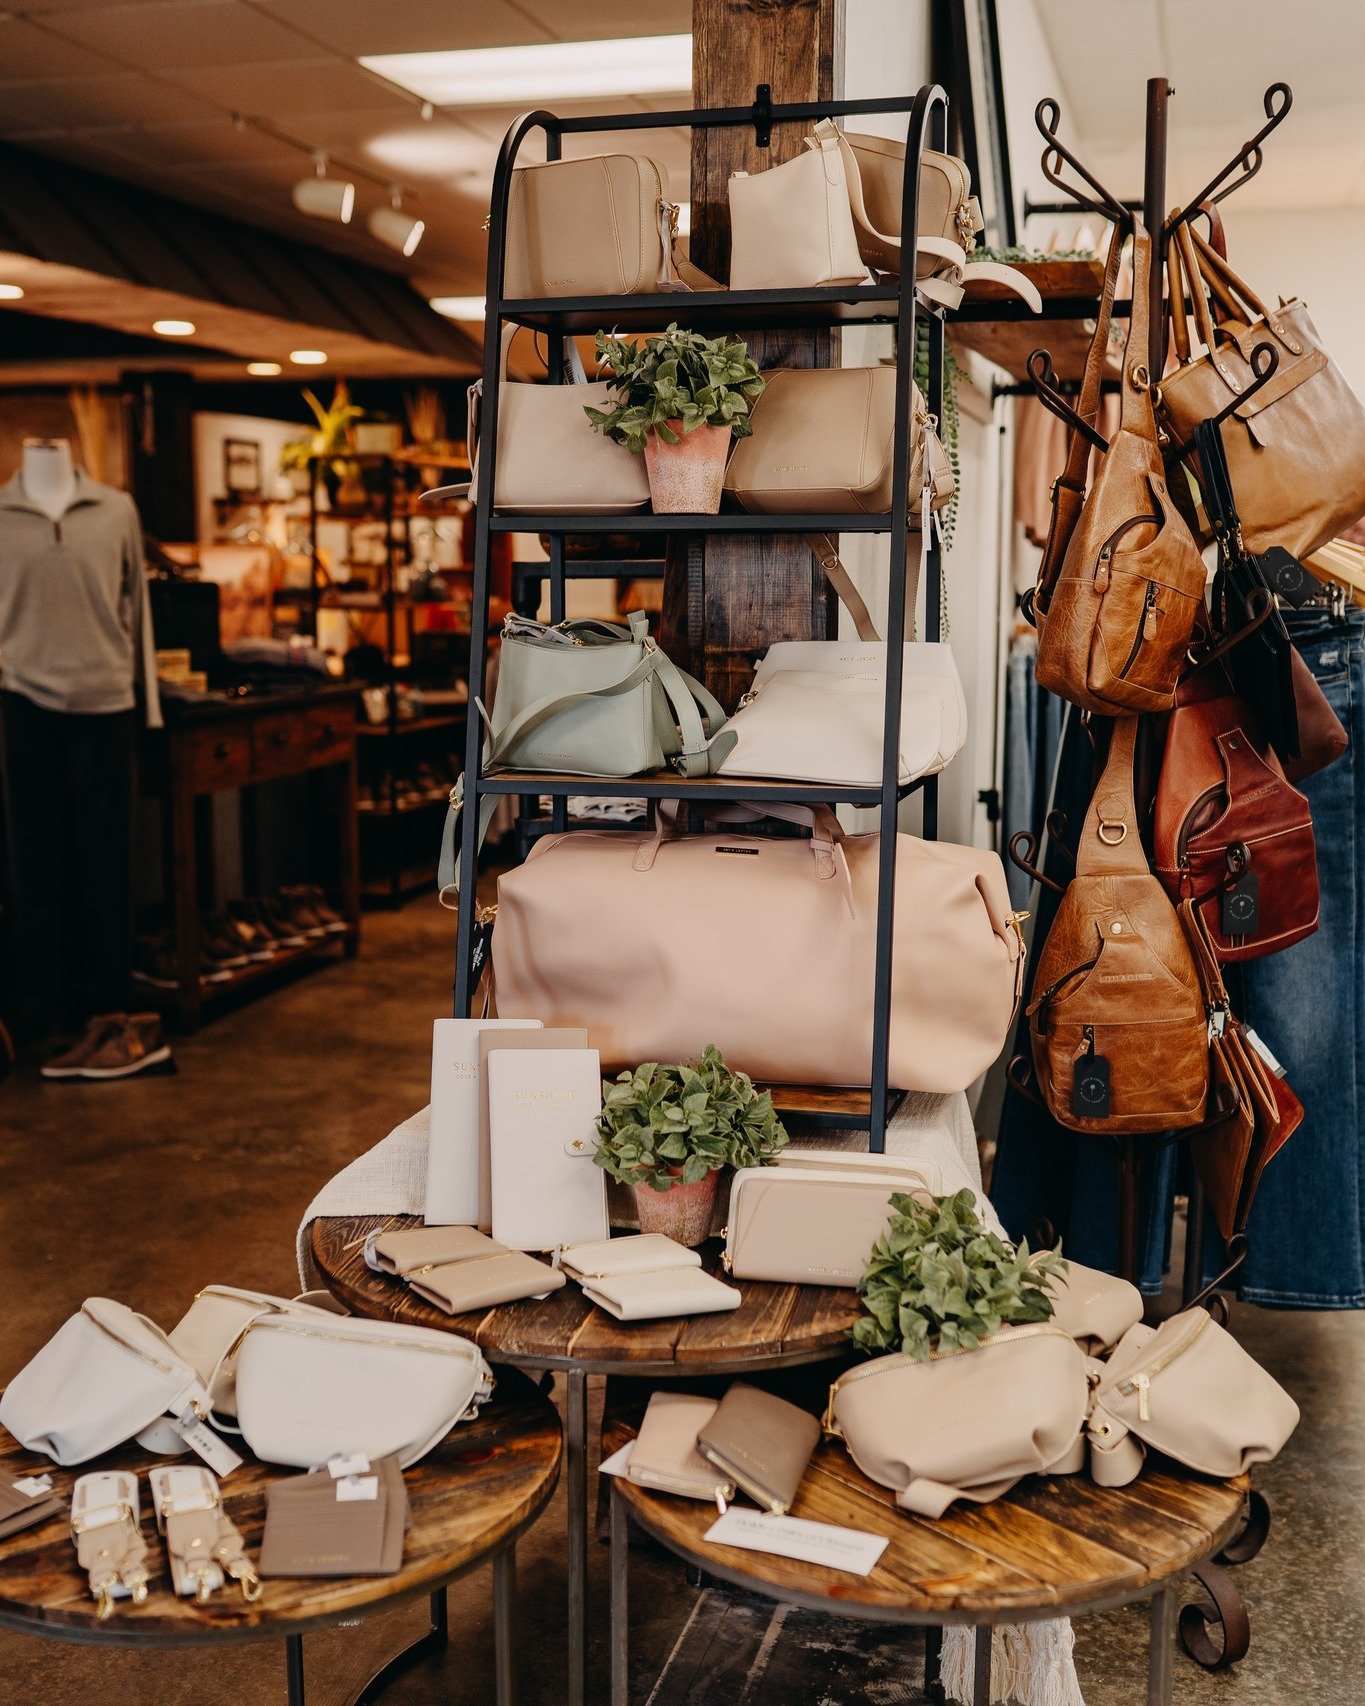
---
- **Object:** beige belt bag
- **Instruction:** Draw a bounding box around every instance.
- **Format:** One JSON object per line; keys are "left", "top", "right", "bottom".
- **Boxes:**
{"left": 493, "top": 800, "right": 1024, "bottom": 1091}
{"left": 826, "top": 1325, "right": 1090, "bottom": 1517}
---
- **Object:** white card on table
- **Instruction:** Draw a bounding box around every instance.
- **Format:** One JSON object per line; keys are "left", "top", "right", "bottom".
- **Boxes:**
{"left": 486, "top": 1048, "right": 608, "bottom": 1252}
{"left": 703, "top": 1507, "right": 889, "bottom": 1576}
{"left": 425, "top": 1019, "right": 541, "bottom": 1225}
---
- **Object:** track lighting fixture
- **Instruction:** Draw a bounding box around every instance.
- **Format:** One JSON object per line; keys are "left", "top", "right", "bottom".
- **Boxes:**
{"left": 368, "top": 188, "right": 425, "bottom": 257}
{"left": 292, "top": 153, "right": 355, "bottom": 225}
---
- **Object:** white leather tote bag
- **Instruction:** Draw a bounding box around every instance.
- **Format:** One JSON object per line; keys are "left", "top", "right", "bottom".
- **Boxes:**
{"left": 728, "top": 119, "right": 867, "bottom": 290}
{"left": 0, "top": 1299, "right": 206, "bottom": 1466}
{"left": 230, "top": 1312, "right": 493, "bottom": 1469}
{"left": 494, "top": 801, "right": 1025, "bottom": 1091}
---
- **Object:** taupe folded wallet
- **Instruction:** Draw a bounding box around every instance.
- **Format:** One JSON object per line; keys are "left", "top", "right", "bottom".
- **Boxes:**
{"left": 696, "top": 1384, "right": 821, "bottom": 1514}
{"left": 369, "top": 1225, "right": 564, "bottom": 1312}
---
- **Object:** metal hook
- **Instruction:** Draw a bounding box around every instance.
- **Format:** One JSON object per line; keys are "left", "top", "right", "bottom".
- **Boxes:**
{"left": 1028, "top": 348, "right": 1110, "bottom": 453}
{"left": 1035, "top": 97, "right": 1129, "bottom": 221}
{"left": 1184, "top": 1232, "right": 1251, "bottom": 1315}
{"left": 1166, "top": 341, "right": 1280, "bottom": 466}
{"left": 1006, "top": 1054, "right": 1049, "bottom": 1111}
{"left": 1008, "top": 829, "right": 1066, "bottom": 897}
{"left": 1167, "top": 84, "right": 1293, "bottom": 234}
{"left": 1044, "top": 809, "right": 1075, "bottom": 868}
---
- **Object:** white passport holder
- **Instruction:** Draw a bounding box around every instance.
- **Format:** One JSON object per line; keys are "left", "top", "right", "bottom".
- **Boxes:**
{"left": 487, "top": 1048, "right": 608, "bottom": 1251}
{"left": 425, "top": 1018, "right": 540, "bottom": 1225}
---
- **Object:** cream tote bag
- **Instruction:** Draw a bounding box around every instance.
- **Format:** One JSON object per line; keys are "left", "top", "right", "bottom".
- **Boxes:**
{"left": 728, "top": 119, "right": 867, "bottom": 290}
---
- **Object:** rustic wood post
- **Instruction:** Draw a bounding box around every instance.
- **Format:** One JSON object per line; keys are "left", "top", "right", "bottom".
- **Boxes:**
{"left": 659, "top": 0, "right": 844, "bottom": 706}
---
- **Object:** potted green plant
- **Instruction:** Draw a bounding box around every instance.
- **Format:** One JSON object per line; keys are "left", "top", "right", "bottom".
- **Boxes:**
{"left": 583, "top": 325, "right": 765, "bottom": 514}
{"left": 280, "top": 382, "right": 364, "bottom": 505}
{"left": 594, "top": 1045, "right": 789, "bottom": 1245}
{"left": 852, "top": 1189, "right": 1067, "bottom": 1360}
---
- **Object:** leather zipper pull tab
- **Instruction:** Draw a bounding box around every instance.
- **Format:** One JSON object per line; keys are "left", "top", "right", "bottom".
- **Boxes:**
{"left": 1094, "top": 545, "right": 1113, "bottom": 593}
{"left": 1142, "top": 585, "right": 1159, "bottom": 638}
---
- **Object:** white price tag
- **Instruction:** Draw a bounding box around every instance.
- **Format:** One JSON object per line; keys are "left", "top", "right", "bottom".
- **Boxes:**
{"left": 12, "top": 1476, "right": 52, "bottom": 1498}
{"left": 336, "top": 1476, "right": 380, "bottom": 1503}
{"left": 1244, "top": 1027, "right": 1287, "bottom": 1078}
{"left": 327, "top": 1454, "right": 372, "bottom": 1479}
{"left": 703, "top": 1507, "right": 889, "bottom": 1577}
{"left": 176, "top": 1413, "right": 244, "bottom": 1479}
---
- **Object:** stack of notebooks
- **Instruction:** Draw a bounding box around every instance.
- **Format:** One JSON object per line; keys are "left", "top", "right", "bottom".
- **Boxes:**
{"left": 258, "top": 1454, "right": 410, "bottom": 1578}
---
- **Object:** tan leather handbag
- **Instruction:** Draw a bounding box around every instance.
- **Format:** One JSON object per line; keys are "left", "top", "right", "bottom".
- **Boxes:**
{"left": 503, "top": 153, "right": 714, "bottom": 298}
{"left": 1027, "top": 717, "right": 1210, "bottom": 1135}
{"left": 494, "top": 801, "right": 1025, "bottom": 1092}
{"left": 728, "top": 119, "right": 867, "bottom": 290}
{"left": 825, "top": 1325, "right": 1090, "bottom": 1517}
{"left": 1087, "top": 1307, "right": 1299, "bottom": 1488}
{"left": 1032, "top": 220, "right": 1208, "bottom": 715}
{"left": 834, "top": 128, "right": 981, "bottom": 283}
{"left": 1160, "top": 217, "right": 1365, "bottom": 561}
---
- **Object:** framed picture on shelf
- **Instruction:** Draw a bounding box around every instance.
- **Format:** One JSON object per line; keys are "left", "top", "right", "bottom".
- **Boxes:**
{"left": 223, "top": 437, "right": 263, "bottom": 495}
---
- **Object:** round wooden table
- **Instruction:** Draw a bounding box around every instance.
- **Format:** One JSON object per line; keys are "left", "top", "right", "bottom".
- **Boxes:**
{"left": 0, "top": 1367, "right": 560, "bottom": 1706}
{"left": 603, "top": 1407, "right": 1249, "bottom": 1706}
{"left": 312, "top": 1213, "right": 864, "bottom": 1706}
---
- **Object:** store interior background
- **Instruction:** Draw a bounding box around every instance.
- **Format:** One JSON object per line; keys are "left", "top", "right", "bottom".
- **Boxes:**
{"left": 0, "top": 0, "right": 1362, "bottom": 1701}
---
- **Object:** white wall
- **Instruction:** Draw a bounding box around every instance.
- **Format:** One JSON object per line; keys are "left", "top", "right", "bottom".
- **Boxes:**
{"left": 192, "top": 411, "right": 301, "bottom": 543}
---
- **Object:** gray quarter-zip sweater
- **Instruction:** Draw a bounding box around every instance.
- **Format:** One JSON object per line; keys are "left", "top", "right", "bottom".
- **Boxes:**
{"left": 0, "top": 470, "right": 162, "bottom": 726}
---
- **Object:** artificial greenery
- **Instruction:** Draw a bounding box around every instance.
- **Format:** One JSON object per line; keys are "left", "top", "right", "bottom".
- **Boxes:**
{"left": 594, "top": 1045, "right": 789, "bottom": 1191}
{"left": 913, "top": 320, "right": 962, "bottom": 551}
{"left": 852, "top": 1189, "right": 1067, "bottom": 1361}
{"left": 583, "top": 325, "right": 766, "bottom": 455}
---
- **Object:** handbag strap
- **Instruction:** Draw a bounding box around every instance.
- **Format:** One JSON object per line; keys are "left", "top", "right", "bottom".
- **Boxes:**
{"left": 1075, "top": 716, "right": 1149, "bottom": 878}
{"left": 641, "top": 798, "right": 855, "bottom": 911}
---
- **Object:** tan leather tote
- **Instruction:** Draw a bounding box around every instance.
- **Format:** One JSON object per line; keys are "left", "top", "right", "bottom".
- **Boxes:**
{"left": 1027, "top": 717, "right": 1210, "bottom": 1136}
{"left": 1032, "top": 220, "right": 1208, "bottom": 715}
{"left": 493, "top": 801, "right": 1024, "bottom": 1092}
{"left": 1160, "top": 216, "right": 1365, "bottom": 561}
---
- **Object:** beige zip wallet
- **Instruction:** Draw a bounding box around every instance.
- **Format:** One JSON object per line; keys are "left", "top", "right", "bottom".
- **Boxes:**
{"left": 408, "top": 1250, "right": 565, "bottom": 1314}
{"left": 369, "top": 1226, "right": 506, "bottom": 1277}
{"left": 558, "top": 1233, "right": 700, "bottom": 1283}
{"left": 627, "top": 1392, "right": 733, "bottom": 1503}
{"left": 582, "top": 1266, "right": 740, "bottom": 1322}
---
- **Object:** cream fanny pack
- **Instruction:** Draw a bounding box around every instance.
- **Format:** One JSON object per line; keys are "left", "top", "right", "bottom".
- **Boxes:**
{"left": 0, "top": 1299, "right": 210, "bottom": 1467}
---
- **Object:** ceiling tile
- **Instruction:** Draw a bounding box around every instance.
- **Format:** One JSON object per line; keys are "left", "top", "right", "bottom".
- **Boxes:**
{"left": 0, "top": 17, "right": 117, "bottom": 82}
{"left": 249, "top": 0, "right": 551, "bottom": 57}
{"left": 99, "top": 116, "right": 299, "bottom": 168}
{"left": 0, "top": 71, "right": 210, "bottom": 130}
{"left": 511, "top": 0, "right": 691, "bottom": 40}
{"left": 156, "top": 54, "right": 417, "bottom": 116}
{"left": 47, "top": 1, "right": 321, "bottom": 71}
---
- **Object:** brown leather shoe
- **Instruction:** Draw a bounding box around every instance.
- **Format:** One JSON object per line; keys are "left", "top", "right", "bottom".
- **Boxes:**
{"left": 76, "top": 1014, "right": 173, "bottom": 1080}
{"left": 40, "top": 1015, "right": 126, "bottom": 1080}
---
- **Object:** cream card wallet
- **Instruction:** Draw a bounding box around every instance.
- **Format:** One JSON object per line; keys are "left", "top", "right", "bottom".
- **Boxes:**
{"left": 426, "top": 1019, "right": 540, "bottom": 1226}
{"left": 486, "top": 1046, "right": 608, "bottom": 1251}
{"left": 369, "top": 1226, "right": 506, "bottom": 1278}
{"left": 557, "top": 1233, "right": 701, "bottom": 1284}
{"left": 408, "top": 1250, "right": 565, "bottom": 1313}
{"left": 478, "top": 1028, "right": 589, "bottom": 1232}
{"left": 627, "top": 1393, "right": 733, "bottom": 1503}
{"left": 582, "top": 1267, "right": 741, "bottom": 1322}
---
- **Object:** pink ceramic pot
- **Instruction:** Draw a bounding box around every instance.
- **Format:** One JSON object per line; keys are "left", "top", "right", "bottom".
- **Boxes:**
{"left": 643, "top": 421, "right": 731, "bottom": 514}
{"left": 633, "top": 1168, "right": 720, "bottom": 1247}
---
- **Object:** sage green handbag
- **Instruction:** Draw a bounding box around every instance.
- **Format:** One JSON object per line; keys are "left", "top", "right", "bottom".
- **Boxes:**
{"left": 484, "top": 611, "right": 734, "bottom": 778}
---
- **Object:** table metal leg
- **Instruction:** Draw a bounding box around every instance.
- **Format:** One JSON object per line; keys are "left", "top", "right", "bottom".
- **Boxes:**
{"left": 1148, "top": 1586, "right": 1176, "bottom": 1706}
{"left": 494, "top": 1545, "right": 517, "bottom": 1706}
{"left": 611, "top": 1485, "right": 629, "bottom": 1706}
{"left": 285, "top": 1634, "right": 306, "bottom": 1706}
{"left": 566, "top": 1369, "right": 589, "bottom": 1706}
{"left": 972, "top": 1624, "right": 992, "bottom": 1706}
{"left": 349, "top": 1588, "right": 448, "bottom": 1705}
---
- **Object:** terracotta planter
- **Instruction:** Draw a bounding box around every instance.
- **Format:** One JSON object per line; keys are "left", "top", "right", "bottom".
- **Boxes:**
{"left": 633, "top": 1168, "right": 720, "bottom": 1247}
{"left": 643, "top": 421, "right": 731, "bottom": 514}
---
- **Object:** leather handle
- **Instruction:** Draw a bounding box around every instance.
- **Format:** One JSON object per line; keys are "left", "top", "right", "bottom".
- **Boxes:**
{"left": 1075, "top": 717, "right": 1149, "bottom": 877}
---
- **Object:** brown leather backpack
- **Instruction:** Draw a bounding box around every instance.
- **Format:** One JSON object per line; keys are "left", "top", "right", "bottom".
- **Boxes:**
{"left": 1033, "top": 219, "right": 1208, "bottom": 715}
{"left": 1153, "top": 659, "right": 1318, "bottom": 962}
{"left": 1028, "top": 718, "right": 1210, "bottom": 1136}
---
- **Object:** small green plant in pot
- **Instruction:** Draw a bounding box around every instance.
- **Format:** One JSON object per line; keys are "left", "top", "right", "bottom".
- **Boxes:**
{"left": 594, "top": 1045, "right": 789, "bottom": 1245}
{"left": 852, "top": 1189, "right": 1068, "bottom": 1361}
{"left": 584, "top": 325, "right": 765, "bottom": 515}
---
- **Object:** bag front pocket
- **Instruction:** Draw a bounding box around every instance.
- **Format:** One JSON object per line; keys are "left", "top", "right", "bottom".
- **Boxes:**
{"left": 1088, "top": 530, "right": 1206, "bottom": 708}
{"left": 1043, "top": 1015, "right": 1209, "bottom": 1132}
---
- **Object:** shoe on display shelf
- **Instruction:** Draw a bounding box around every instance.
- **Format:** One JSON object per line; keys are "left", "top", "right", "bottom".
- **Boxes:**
{"left": 40, "top": 1015, "right": 126, "bottom": 1080}
{"left": 226, "top": 901, "right": 279, "bottom": 961}
{"left": 76, "top": 1014, "right": 173, "bottom": 1080}
{"left": 132, "top": 934, "right": 180, "bottom": 991}
{"left": 201, "top": 914, "right": 251, "bottom": 974}
{"left": 297, "top": 885, "right": 349, "bottom": 935}
{"left": 276, "top": 888, "right": 329, "bottom": 938}
{"left": 256, "top": 896, "right": 310, "bottom": 948}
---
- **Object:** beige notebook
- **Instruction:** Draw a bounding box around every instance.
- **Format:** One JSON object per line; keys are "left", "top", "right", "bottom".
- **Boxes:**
{"left": 485, "top": 1046, "right": 607, "bottom": 1252}
{"left": 477, "top": 1028, "right": 589, "bottom": 1232}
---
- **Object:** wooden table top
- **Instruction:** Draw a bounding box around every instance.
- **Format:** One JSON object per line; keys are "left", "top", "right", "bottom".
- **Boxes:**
{"left": 604, "top": 1408, "right": 1248, "bottom": 1624}
{"left": 313, "top": 1216, "right": 864, "bottom": 1377}
{"left": 0, "top": 1368, "right": 559, "bottom": 1648}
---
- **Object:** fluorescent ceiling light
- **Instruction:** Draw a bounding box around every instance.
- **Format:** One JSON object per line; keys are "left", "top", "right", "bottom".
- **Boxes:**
{"left": 0, "top": 283, "right": 23, "bottom": 301}
{"left": 290, "top": 349, "right": 328, "bottom": 365}
{"left": 429, "top": 295, "right": 485, "bottom": 321}
{"left": 153, "top": 319, "right": 195, "bottom": 336}
{"left": 247, "top": 361, "right": 282, "bottom": 376}
{"left": 361, "top": 34, "right": 691, "bottom": 108}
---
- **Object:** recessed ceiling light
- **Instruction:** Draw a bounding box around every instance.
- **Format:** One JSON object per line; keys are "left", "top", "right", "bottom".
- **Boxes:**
{"left": 361, "top": 33, "right": 691, "bottom": 108}
{"left": 429, "top": 296, "right": 485, "bottom": 321}
{"left": 247, "top": 361, "right": 283, "bottom": 376}
{"left": 292, "top": 154, "right": 355, "bottom": 225}
{"left": 153, "top": 319, "right": 196, "bottom": 337}
{"left": 0, "top": 284, "right": 24, "bottom": 301}
{"left": 369, "top": 193, "right": 425, "bottom": 257}
{"left": 290, "top": 349, "right": 328, "bottom": 366}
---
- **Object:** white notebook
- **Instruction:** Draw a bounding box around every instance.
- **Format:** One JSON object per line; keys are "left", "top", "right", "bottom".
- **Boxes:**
{"left": 425, "top": 1018, "right": 541, "bottom": 1225}
{"left": 486, "top": 1048, "right": 608, "bottom": 1252}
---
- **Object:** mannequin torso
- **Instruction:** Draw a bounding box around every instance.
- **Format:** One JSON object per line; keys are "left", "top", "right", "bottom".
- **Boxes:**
{"left": 21, "top": 439, "right": 77, "bottom": 522}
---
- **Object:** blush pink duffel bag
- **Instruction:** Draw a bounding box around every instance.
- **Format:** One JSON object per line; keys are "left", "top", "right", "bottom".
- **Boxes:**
{"left": 493, "top": 802, "right": 1025, "bottom": 1090}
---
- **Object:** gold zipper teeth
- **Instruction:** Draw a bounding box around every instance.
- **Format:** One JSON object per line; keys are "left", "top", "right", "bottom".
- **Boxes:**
{"left": 1114, "top": 1312, "right": 1211, "bottom": 1400}
{"left": 830, "top": 1322, "right": 1069, "bottom": 1397}
{"left": 251, "top": 1319, "right": 480, "bottom": 1361}
{"left": 700, "top": 1447, "right": 780, "bottom": 1514}
{"left": 82, "top": 1306, "right": 179, "bottom": 1376}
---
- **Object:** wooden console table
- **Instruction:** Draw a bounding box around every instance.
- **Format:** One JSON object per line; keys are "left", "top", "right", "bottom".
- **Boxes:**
{"left": 140, "top": 685, "right": 361, "bottom": 1026}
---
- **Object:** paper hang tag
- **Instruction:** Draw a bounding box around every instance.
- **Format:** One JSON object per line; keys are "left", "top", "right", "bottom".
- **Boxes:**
{"left": 468, "top": 912, "right": 495, "bottom": 989}
{"left": 175, "top": 1411, "right": 244, "bottom": 1478}
{"left": 336, "top": 1475, "right": 380, "bottom": 1503}
{"left": 703, "top": 1507, "right": 888, "bottom": 1577}
{"left": 1245, "top": 1027, "right": 1287, "bottom": 1078}
{"left": 328, "top": 1453, "right": 372, "bottom": 1479}
{"left": 13, "top": 1476, "right": 53, "bottom": 1498}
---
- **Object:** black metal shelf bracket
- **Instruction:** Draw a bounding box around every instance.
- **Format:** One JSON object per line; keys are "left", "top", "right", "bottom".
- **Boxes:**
{"left": 752, "top": 82, "right": 774, "bottom": 148}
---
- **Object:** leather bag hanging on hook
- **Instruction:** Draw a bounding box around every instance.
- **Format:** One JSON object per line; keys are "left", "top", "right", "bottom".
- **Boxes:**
{"left": 1031, "top": 219, "right": 1208, "bottom": 715}
{"left": 1027, "top": 717, "right": 1209, "bottom": 1136}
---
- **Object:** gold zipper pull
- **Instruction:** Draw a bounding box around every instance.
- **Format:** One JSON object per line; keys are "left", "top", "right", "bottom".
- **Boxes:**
{"left": 822, "top": 1383, "right": 841, "bottom": 1437}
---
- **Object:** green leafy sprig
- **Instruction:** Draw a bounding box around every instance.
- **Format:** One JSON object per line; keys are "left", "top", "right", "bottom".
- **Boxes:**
{"left": 852, "top": 1189, "right": 1068, "bottom": 1361}
{"left": 593, "top": 1045, "right": 789, "bottom": 1190}
{"left": 583, "top": 325, "right": 766, "bottom": 455}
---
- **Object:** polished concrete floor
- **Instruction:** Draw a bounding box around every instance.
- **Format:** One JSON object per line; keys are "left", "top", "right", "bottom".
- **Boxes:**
{"left": 0, "top": 901, "right": 1359, "bottom": 1705}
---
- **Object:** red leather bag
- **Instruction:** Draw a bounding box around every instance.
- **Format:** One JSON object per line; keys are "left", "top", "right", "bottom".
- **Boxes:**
{"left": 1153, "top": 660, "right": 1318, "bottom": 962}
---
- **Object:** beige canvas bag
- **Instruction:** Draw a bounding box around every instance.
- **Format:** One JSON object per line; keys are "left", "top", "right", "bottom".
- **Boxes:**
{"left": 728, "top": 119, "right": 867, "bottom": 290}
{"left": 825, "top": 1325, "right": 1090, "bottom": 1517}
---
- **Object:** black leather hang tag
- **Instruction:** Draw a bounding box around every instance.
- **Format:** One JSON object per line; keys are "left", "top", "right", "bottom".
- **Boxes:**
{"left": 1254, "top": 546, "right": 1315, "bottom": 609}
{"left": 1222, "top": 870, "right": 1261, "bottom": 938}
{"left": 1073, "top": 1030, "right": 1111, "bottom": 1119}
